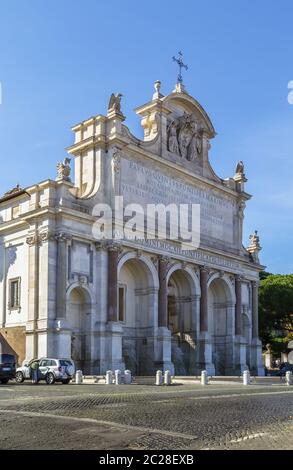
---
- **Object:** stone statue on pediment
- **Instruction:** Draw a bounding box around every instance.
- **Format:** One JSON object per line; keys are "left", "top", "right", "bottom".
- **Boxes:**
{"left": 236, "top": 160, "right": 245, "bottom": 175}
{"left": 167, "top": 120, "right": 180, "bottom": 154}
{"left": 108, "top": 93, "right": 123, "bottom": 114}
{"left": 247, "top": 230, "right": 261, "bottom": 263}
{"left": 178, "top": 125, "right": 192, "bottom": 158}
{"left": 167, "top": 112, "right": 204, "bottom": 162}
{"left": 178, "top": 114, "right": 193, "bottom": 159}
{"left": 56, "top": 157, "right": 71, "bottom": 182}
{"left": 187, "top": 120, "right": 202, "bottom": 161}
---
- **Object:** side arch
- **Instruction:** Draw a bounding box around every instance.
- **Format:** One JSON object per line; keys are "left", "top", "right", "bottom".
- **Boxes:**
{"left": 118, "top": 251, "right": 159, "bottom": 290}
{"left": 207, "top": 272, "right": 236, "bottom": 305}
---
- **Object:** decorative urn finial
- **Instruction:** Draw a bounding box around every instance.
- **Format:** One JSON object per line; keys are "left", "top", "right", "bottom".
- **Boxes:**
{"left": 152, "top": 80, "right": 163, "bottom": 100}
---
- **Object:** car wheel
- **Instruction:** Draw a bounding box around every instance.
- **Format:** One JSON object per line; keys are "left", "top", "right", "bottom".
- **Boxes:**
{"left": 0, "top": 378, "right": 9, "bottom": 384}
{"left": 46, "top": 372, "right": 55, "bottom": 385}
{"left": 62, "top": 379, "right": 71, "bottom": 385}
{"left": 15, "top": 372, "right": 24, "bottom": 383}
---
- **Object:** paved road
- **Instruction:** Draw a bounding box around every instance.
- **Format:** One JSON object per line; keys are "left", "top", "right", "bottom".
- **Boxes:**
{"left": 0, "top": 381, "right": 292, "bottom": 450}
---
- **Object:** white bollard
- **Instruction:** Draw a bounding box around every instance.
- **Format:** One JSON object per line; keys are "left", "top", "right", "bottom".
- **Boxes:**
{"left": 75, "top": 370, "right": 83, "bottom": 384}
{"left": 164, "top": 370, "right": 172, "bottom": 386}
{"left": 285, "top": 370, "right": 293, "bottom": 386}
{"left": 114, "top": 369, "right": 121, "bottom": 385}
{"left": 201, "top": 370, "right": 208, "bottom": 385}
{"left": 124, "top": 370, "right": 132, "bottom": 385}
{"left": 243, "top": 370, "right": 250, "bottom": 386}
{"left": 105, "top": 370, "right": 113, "bottom": 385}
{"left": 155, "top": 370, "right": 163, "bottom": 386}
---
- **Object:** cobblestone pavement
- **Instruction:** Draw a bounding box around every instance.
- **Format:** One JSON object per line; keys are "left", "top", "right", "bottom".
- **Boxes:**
{"left": 0, "top": 382, "right": 292, "bottom": 450}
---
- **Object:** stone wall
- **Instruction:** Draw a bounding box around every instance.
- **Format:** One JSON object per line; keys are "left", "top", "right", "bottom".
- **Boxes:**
{"left": 0, "top": 326, "right": 26, "bottom": 366}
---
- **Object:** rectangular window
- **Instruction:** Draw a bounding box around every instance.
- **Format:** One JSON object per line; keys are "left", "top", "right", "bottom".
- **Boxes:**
{"left": 118, "top": 286, "right": 126, "bottom": 322}
{"left": 8, "top": 277, "right": 21, "bottom": 310}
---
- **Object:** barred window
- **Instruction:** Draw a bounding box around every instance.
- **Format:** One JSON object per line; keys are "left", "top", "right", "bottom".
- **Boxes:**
{"left": 8, "top": 277, "right": 21, "bottom": 310}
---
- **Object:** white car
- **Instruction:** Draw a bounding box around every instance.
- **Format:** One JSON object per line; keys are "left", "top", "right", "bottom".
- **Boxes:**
{"left": 15, "top": 358, "right": 75, "bottom": 385}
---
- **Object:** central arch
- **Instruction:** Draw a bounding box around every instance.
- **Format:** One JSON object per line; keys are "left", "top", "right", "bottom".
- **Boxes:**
{"left": 118, "top": 253, "right": 159, "bottom": 375}
{"left": 166, "top": 266, "right": 200, "bottom": 375}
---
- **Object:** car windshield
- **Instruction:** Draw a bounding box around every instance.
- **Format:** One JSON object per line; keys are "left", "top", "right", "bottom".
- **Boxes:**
{"left": 0, "top": 354, "right": 15, "bottom": 363}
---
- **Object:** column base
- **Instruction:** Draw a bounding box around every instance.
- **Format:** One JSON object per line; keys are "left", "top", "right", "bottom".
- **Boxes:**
{"left": 250, "top": 337, "right": 265, "bottom": 376}
{"left": 155, "top": 327, "right": 174, "bottom": 374}
{"left": 197, "top": 332, "right": 215, "bottom": 376}
{"left": 233, "top": 335, "right": 248, "bottom": 375}
{"left": 103, "top": 322, "right": 125, "bottom": 373}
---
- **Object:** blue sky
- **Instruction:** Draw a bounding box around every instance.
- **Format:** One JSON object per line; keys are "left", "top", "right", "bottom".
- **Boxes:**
{"left": 0, "top": 0, "right": 292, "bottom": 273}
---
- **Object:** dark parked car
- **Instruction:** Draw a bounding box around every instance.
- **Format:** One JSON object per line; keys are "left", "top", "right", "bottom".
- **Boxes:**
{"left": 278, "top": 363, "right": 293, "bottom": 376}
{"left": 270, "top": 362, "right": 293, "bottom": 377}
{"left": 0, "top": 354, "right": 16, "bottom": 384}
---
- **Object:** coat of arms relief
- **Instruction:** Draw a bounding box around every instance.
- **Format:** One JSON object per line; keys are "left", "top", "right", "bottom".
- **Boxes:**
{"left": 167, "top": 112, "right": 203, "bottom": 161}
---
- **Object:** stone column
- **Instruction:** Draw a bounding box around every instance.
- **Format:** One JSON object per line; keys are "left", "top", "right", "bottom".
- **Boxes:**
{"left": 250, "top": 280, "right": 264, "bottom": 375}
{"left": 106, "top": 244, "right": 125, "bottom": 372}
{"left": 235, "top": 276, "right": 242, "bottom": 336}
{"left": 158, "top": 256, "right": 168, "bottom": 327}
{"left": 198, "top": 266, "right": 215, "bottom": 375}
{"left": 107, "top": 244, "right": 119, "bottom": 322}
{"left": 26, "top": 232, "right": 40, "bottom": 359}
{"left": 55, "top": 232, "right": 70, "bottom": 318}
{"left": 252, "top": 281, "right": 259, "bottom": 339}
{"left": 155, "top": 256, "right": 173, "bottom": 373}
{"left": 200, "top": 267, "right": 209, "bottom": 332}
{"left": 233, "top": 276, "right": 247, "bottom": 375}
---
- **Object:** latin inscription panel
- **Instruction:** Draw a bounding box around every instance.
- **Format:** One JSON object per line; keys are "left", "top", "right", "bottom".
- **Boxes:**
{"left": 120, "top": 158, "right": 237, "bottom": 246}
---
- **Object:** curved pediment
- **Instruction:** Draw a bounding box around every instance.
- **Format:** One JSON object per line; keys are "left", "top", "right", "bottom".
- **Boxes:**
{"left": 162, "top": 92, "right": 216, "bottom": 139}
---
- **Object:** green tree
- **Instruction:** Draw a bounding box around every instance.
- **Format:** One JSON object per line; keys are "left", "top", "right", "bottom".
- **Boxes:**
{"left": 259, "top": 274, "right": 293, "bottom": 351}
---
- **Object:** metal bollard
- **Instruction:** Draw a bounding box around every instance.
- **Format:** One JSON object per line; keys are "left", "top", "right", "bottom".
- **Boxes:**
{"left": 164, "top": 370, "right": 172, "bottom": 386}
{"left": 105, "top": 370, "right": 113, "bottom": 385}
{"left": 201, "top": 370, "right": 208, "bottom": 385}
{"left": 243, "top": 370, "right": 250, "bottom": 386}
{"left": 114, "top": 369, "right": 121, "bottom": 385}
{"left": 124, "top": 370, "right": 132, "bottom": 385}
{"left": 75, "top": 370, "right": 83, "bottom": 384}
{"left": 285, "top": 370, "right": 293, "bottom": 386}
{"left": 155, "top": 370, "right": 163, "bottom": 386}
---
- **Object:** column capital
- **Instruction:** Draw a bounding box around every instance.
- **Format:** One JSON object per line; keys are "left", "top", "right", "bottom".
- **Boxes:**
{"left": 26, "top": 229, "right": 56, "bottom": 246}
{"left": 39, "top": 229, "right": 55, "bottom": 243}
{"left": 199, "top": 265, "right": 210, "bottom": 274}
{"left": 26, "top": 235, "right": 38, "bottom": 246}
{"left": 95, "top": 240, "right": 107, "bottom": 251}
{"left": 55, "top": 232, "right": 72, "bottom": 243}
{"left": 107, "top": 242, "right": 123, "bottom": 254}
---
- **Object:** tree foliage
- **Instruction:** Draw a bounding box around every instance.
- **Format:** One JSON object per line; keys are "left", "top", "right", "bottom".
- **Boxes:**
{"left": 259, "top": 274, "right": 293, "bottom": 348}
